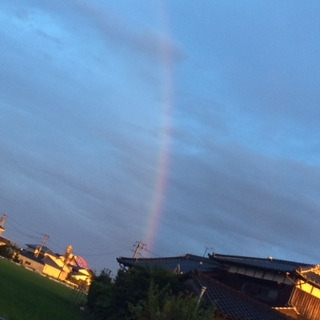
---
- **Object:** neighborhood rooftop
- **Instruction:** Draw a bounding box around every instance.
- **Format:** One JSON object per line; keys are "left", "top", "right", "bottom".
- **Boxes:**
{"left": 118, "top": 252, "right": 320, "bottom": 320}
{"left": 193, "top": 272, "right": 291, "bottom": 320}
{"left": 117, "top": 254, "right": 220, "bottom": 273}
{"left": 209, "top": 253, "right": 315, "bottom": 273}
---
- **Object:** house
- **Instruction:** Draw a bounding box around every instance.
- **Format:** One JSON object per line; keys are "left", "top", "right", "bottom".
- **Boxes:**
{"left": 208, "top": 253, "right": 320, "bottom": 319}
{"left": 19, "top": 244, "right": 92, "bottom": 288}
{"left": 19, "top": 250, "right": 46, "bottom": 273}
{"left": 0, "top": 214, "right": 92, "bottom": 289}
{"left": 20, "top": 244, "right": 62, "bottom": 276}
{"left": 118, "top": 252, "right": 320, "bottom": 320}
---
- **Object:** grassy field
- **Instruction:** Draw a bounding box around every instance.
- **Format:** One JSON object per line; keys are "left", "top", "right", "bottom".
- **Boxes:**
{"left": 0, "top": 258, "right": 87, "bottom": 320}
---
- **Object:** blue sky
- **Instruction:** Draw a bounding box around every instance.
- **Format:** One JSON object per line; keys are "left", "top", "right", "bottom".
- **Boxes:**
{"left": 1, "top": 1, "right": 320, "bottom": 273}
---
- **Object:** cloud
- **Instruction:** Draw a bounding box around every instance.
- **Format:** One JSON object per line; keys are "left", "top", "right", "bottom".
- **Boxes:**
{"left": 6, "top": 0, "right": 183, "bottom": 66}
{"left": 160, "top": 138, "right": 320, "bottom": 263}
{"left": 70, "top": 1, "right": 183, "bottom": 64}
{"left": 1, "top": 0, "right": 320, "bottom": 273}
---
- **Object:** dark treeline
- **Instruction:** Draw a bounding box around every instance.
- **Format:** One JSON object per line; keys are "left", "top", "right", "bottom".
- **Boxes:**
{"left": 86, "top": 266, "right": 216, "bottom": 320}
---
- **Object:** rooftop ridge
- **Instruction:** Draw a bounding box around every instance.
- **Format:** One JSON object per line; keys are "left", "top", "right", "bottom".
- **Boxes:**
{"left": 211, "top": 253, "right": 314, "bottom": 267}
{"left": 118, "top": 253, "right": 214, "bottom": 263}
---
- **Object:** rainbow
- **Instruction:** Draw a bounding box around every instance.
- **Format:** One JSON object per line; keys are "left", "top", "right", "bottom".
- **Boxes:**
{"left": 144, "top": 2, "right": 174, "bottom": 255}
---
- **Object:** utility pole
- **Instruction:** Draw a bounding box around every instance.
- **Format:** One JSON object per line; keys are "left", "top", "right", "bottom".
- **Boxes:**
{"left": 193, "top": 285, "right": 207, "bottom": 317}
{"left": 58, "top": 245, "right": 73, "bottom": 281}
{"left": 0, "top": 214, "right": 7, "bottom": 228}
{"left": 0, "top": 214, "right": 7, "bottom": 237}
{"left": 196, "top": 286, "right": 207, "bottom": 309}
{"left": 35, "top": 234, "right": 49, "bottom": 258}
{"left": 133, "top": 241, "right": 146, "bottom": 259}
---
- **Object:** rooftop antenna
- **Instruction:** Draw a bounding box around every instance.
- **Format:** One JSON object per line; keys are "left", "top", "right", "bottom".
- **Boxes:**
{"left": 203, "top": 245, "right": 214, "bottom": 257}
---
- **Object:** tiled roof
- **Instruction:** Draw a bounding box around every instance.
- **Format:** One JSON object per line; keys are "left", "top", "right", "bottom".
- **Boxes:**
{"left": 117, "top": 254, "right": 220, "bottom": 273}
{"left": 118, "top": 252, "right": 315, "bottom": 275}
{"left": 193, "top": 272, "right": 292, "bottom": 320}
{"left": 302, "top": 271, "right": 320, "bottom": 286}
{"left": 297, "top": 266, "right": 320, "bottom": 288}
{"left": 25, "top": 244, "right": 54, "bottom": 255}
{"left": 210, "top": 253, "right": 314, "bottom": 273}
{"left": 76, "top": 256, "right": 90, "bottom": 270}
{"left": 19, "top": 250, "right": 45, "bottom": 265}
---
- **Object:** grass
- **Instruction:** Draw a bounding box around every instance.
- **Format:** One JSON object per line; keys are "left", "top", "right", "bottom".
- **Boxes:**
{"left": 0, "top": 258, "right": 87, "bottom": 320}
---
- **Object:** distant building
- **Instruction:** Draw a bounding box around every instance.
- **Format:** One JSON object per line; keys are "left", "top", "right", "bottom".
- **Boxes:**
{"left": 0, "top": 214, "right": 92, "bottom": 289}
{"left": 118, "top": 252, "right": 320, "bottom": 320}
{"left": 19, "top": 243, "right": 92, "bottom": 289}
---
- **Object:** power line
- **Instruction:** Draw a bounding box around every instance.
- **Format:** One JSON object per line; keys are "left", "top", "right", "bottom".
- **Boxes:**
{"left": 6, "top": 221, "right": 43, "bottom": 240}
{"left": 144, "top": 247, "right": 162, "bottom": 257}
{"left": 6, "top": 216, "right": 44, "bottom": 236}
{"left": 47, "top": 239, "right": 128, "bottom": 257}
{"left": 3, "top": 213, "right": 138, "bottom": 260}
{"left": 46, "top": 238, "right": 67, "bottom": 252}
{"left": 76, "top": 243, "right": 134, "bottom": 257}
{"left": 76, "top": 250, "right": 121, "bottom": 257}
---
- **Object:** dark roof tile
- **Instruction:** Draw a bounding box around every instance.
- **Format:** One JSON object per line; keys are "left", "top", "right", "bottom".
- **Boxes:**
{"left": 117, "top": 254, "right": 220, "bottom": 273}
{"left": 19, "top": 250, "right": 45, "bottom": 265}
{"left": 193, "top": 273, "right": 292, "bottom": 320}
{"left": 25, "top": 244, "right": 54, "bottom": 255}
{"left": 210, "top": 253, "right": 314, "bottom": 273}
{"left": 297, "top": 267, "right": 320, "bottom": 287}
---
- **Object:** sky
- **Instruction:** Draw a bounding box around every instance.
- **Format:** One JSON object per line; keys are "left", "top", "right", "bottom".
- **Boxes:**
{"left": 1, "top": 1, "right": 320, "bottom": 274}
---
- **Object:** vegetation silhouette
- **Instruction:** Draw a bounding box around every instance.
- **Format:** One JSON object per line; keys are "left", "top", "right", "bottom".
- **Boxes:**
{"left": 87, "top": 266, "right": 216, "bottom": 320}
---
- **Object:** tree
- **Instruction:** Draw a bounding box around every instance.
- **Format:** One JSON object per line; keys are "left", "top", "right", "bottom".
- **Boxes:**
{"left": 87, "top": 266, "right": 216, "bottom": 320}
{"left": 129, "top": 281, "right": 216, "bottom": 320}
{"left": 87, "top": 269, "right": 114, "bottom": 319}
{"left": 0, "top": 243, "right": 20, "bottom": 261}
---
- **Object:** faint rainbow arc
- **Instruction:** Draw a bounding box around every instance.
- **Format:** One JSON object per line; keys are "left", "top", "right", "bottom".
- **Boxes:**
{"left": 144, "top": 2, "right": 174, "bottom": 255}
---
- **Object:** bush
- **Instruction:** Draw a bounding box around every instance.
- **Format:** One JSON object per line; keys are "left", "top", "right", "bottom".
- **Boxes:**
{"left": 87, "top": 266, "right": 216, "bottom": 320}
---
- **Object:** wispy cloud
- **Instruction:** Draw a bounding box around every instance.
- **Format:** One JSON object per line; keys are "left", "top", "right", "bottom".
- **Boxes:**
{"left": 1, "top": 0, "right": 320, "bottom": 272}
